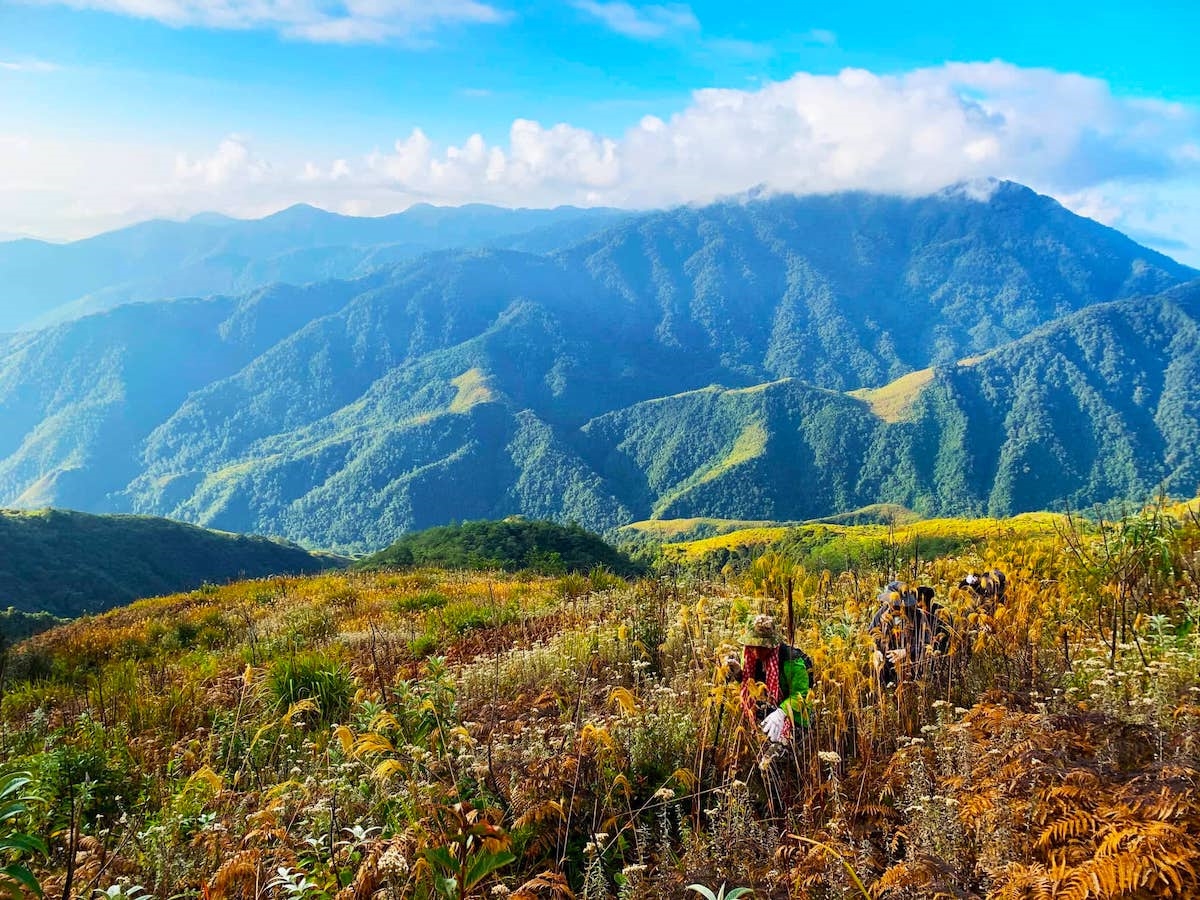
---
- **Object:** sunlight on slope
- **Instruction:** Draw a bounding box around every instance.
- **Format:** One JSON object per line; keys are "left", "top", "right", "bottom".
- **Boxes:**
{"left": 651, "top": 421, "right": 769, "bottom": 517}
{"left": 619, "top": 517, "right": 784, "bottom": 540}
{"left": 449, "top": 368, "right": 496, "bottom": 413}
{"left": 848, "top": 368, "right": 934, "bottom": 423}
{"left": 811, "top": 503, "right": 923, "bottom": 526}
{"left": 666, "top": 526, "right": 792, "bottom": 557}
{"left": 698, "top": 422, "right": 768, "bottom": 485}
{"left": 725, "top": 377, "right": 794, "bottom": 395}
{"left": 665, "top": 512, "right": 1067, "bottom": 560}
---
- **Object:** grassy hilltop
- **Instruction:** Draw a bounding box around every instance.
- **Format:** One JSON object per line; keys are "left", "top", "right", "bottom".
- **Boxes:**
{"left": 0, "top": 508, "right": 342, "bottom": 620}
{"left": 4, "top": 505, "right": 1200, "bottom": 898}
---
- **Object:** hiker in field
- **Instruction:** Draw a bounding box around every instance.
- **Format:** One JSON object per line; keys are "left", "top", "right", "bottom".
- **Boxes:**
{"left": 958, "top": 569, "right": 1007, "bottom": 614}
{"left": 736, "top": 613, "right": 813, "bottom": 746}
{"left": 869, "top": 582, "right": 950, "bottom": 686}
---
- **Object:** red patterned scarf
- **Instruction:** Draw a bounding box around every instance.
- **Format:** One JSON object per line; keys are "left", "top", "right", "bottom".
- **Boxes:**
{"left": 741, "top": 644, "right": 781, "bottom": 720}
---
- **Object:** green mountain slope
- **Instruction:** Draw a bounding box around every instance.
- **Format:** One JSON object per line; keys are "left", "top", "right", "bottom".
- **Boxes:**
{"left": 911, "top": 280, "right": 1200, "bottom": 515}
{"left": 578, "top": 282, "right": 1200, "bottom": 522}
{"left": 562, "top": 182, "right": 1190, "bottom": 388}
{"left": 0, "top": 509, "right": 342, "bottom": 617}
{"left": 0, "top": 185, "right": 1196, "bottom": 550}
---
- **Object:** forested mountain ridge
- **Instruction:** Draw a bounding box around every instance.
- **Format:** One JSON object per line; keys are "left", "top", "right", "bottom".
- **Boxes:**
{"left": 582, "top": 281, "right": 1200, "bottom": 522}
{"left": 0, "top": 508, "right": 341, "bottom": 617}
{"left": 0, "top": 204, "right": 630, "bottom": 332}
{"left": 1, "top": 184, "right": 1196, "bottom": 550}
{"left": 561, "top": 182, "right": 1191, "bottom": 387}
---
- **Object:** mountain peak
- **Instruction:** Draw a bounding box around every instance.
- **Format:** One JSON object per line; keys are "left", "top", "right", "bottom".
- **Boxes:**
{"left": 263, "top": 203, "right": 339, "bottom": 225}
{"left": 187, "top": 211, "right": 237, "bottom": 226}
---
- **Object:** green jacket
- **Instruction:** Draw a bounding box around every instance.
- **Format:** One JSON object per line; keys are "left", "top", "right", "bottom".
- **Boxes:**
{"left": 778, "top": 646, "right": 812, "bottom": 724}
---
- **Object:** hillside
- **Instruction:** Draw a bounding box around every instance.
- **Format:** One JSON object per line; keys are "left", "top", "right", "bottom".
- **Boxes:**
{"left": 660, "top": 511, "right": 1068, "bottom": 570}
{"left": 0, "top": 185, "right": 1196, "bottom": 550}
{"left": 0, "top": 508, "right": 342, "bottom": 617}
{"left": 4, "top": 506, "right": 1200, "bottom": 898}
{"left": 357, "top": 518, "right": 643, "bottom": 576}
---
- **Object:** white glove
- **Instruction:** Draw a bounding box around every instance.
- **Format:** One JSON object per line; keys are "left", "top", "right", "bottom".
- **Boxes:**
{"left": 872, "top": 650, "right": 885, "bottom": 670}
{"left": 887, "top": 648, "right": 908, "bottom": 665}
{"left": 761, "top": 708, "right": 788, "bottom": 743}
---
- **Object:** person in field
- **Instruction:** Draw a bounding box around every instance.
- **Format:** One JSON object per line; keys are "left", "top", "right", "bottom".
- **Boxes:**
{"left": 869, "top": 581, "right": 950, "bottom": 686}
{"left": 958, "top": 569, "right": 1007, "bottom": 613}
{"left": 736, "top": 613, "right": 813, "bottom": 745}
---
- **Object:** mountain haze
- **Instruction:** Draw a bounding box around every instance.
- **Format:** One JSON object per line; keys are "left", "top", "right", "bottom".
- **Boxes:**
{"left": 0, "top": 204, "right": 630, "bottom": 332}
{"left": 1, "top": 183, "right": 1195, "bottom": 550}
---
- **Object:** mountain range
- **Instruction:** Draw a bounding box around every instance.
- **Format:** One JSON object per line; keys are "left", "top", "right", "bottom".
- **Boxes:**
{"left": 0, "top": 203, "right": 629, "bottom": 332}
{"left": 2, "top": 182, "right": 1197, "bottom": 552}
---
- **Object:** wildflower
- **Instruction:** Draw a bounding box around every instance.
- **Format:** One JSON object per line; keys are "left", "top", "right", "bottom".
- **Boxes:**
{"left": 818, "top": 751, "right": 841, "bottom": 765}
{"left": 379, "top": 846, "right": 410, "bottom": 877}
{"left": 491, "top": 886, "right": 511, "bottom": 897}
{"left": 653, "top": 787, "right": 676, "bottom": 801}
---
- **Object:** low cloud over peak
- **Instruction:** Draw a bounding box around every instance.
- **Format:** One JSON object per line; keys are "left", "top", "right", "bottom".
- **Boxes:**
{"left": 3, "top": 62, "right": 1198, "bottom": 262}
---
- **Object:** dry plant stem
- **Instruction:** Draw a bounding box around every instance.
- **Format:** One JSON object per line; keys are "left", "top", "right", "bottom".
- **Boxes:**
{"left": 787, "top": 835, "right": 871, "bottom": 899}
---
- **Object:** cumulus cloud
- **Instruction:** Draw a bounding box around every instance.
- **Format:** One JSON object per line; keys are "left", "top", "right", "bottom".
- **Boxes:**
{"left": 175, "top": 135, "right": 269, "bottom": 185}
{"left": 573, "top": 1, "right": 699, "bottom": 39}
{"left": 347, "top": 62, "right": 1198, "bottom": 216}
{"left": 2, "top": 62, "right": 1199, "bottom": 263}
{"left": 23, "top": 0, "right": 507, "bottom": 43}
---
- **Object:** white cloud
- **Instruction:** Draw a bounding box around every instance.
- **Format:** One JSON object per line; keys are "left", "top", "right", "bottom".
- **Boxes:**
{"left": 2, "top": 62, "right": 1199, "bottom": 263}
{"left": 573, "top": 1, "right": 699, "bottom": 39}
{"left": 349, "top": 62, "right": 1198, "bottom": 215}
{"left": 175, "top": 135, "right": 269, "bottom": 185}
{"left": 22, "top": 0, "right": 507, "bottom": 43}
{"left": 0, "top": 59, "right": 61, "bottom": 72}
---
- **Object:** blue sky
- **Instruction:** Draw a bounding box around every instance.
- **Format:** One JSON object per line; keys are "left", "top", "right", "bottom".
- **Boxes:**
{"left": 1, "top": 0, "right": 1198, "bottom": 262}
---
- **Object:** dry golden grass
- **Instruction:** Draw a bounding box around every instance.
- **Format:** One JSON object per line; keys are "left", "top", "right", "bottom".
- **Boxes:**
{"left": 848, "top": 367, "right": 935, "bottom": 423}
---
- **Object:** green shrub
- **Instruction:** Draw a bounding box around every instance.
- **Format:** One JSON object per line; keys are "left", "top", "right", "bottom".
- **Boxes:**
{"left": 408, "top": 633, "right": 440, "bottom": 658}
{"left": 268, "top": 653, "right": 354, "bottom": 725}
{"left": 555, "top": 573, "right": 591, "bottom": 599}
{"left": 0, "top": 771, "right": 46, "bottom": 898}
{"left": 392, "top": 591, "right": 450, "bottom": 613}
{"left": 440, "top": 599, "right": 517, "bottom": 635}
{"left": 282, "top": 607, "right": 336, "bottom": 647}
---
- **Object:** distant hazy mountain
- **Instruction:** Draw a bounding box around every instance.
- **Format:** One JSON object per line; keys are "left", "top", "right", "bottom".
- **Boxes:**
{"left": 0, "top": 508, "right": 341, "bottom": 617}
{"left": 0, "top": 183, "right": 1195, "bottom": 550}
{"left": 0, "top": 203, "right": 630, "bottom": 331}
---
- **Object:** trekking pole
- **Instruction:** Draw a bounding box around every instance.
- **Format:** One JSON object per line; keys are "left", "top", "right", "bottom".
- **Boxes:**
{"left": 786, "top": 577, "right": 795, "bottom": 648}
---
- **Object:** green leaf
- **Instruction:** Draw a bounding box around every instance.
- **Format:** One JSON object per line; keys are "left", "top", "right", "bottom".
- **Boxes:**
{"left": 462, "top": 849, "right": 515, "bottom": 892}
{"left": 1, "top": 864, "right": 44, "bottom": 899}
{"left": 685, "top": 886, "right": 718, "bottom": 900}
{"left": 424, "top": 846, "right": 458, "bottom": 875}
{"left": 0, "top": 833, "right": 48, "bottom": 855}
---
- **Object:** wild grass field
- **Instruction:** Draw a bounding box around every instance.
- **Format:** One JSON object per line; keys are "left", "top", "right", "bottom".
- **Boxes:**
{"left": 3, "top": 505, "right": 1200, "bottom": 899}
